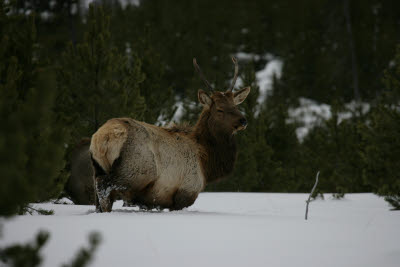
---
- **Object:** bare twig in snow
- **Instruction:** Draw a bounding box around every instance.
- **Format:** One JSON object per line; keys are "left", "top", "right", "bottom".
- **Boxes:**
{"left": 305, "top": 171, "right": 320, "bottom": 220}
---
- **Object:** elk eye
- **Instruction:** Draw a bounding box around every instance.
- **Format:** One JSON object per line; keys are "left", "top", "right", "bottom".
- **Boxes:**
{"left": 217, "top": 109, "right": 224, "bottom": 113}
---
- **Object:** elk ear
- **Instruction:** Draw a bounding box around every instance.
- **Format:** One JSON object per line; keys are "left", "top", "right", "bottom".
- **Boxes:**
{"left": 233, "top": 87, "right": 250, "bottom": 105}
{"left": 198, "top": 90, "right": 212, "bottom": 107}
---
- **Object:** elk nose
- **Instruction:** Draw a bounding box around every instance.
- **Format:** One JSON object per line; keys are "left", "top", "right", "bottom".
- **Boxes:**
{"left": 239, "top": 118, "right": 247, "bottom": 127}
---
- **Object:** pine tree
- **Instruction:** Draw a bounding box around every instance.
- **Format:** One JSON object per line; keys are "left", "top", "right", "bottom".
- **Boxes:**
{"left": 260, "top": 75, "right": 302, "bottom": 192}
{"left": 14, "top": 0, "right": 83, "bottom": 60}
{"left": 0, "top": 231, "right": 49, "bottom": 267}
{"left": 130, "top": 26, "right": 175, "bottom": 124}
{"left": 0, "top": 1, "right": 67, "bottom": 216}
{"left": 105, "top": 4, "right": 177, "bottom": 125}
{"left": 0, "top": 230, "right": 101, "bottom": 267}
{"left": 361, "top": 45, "right": 400, "bottom": 209}
{"left": 56, "top": 4, "right": 146, "bottom": 146}
{"left": 361, "top": 104, "right": 400, "bottom": 209}
{"left": 300, "top": 101, "right": 367, "bottom": 195}
{"left": 273, "top": 0, "right": 400, "bottom": 104}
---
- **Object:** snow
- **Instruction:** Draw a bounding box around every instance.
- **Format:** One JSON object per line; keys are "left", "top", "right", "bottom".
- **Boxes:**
{"left": 235, "top": 53, "right": 283, "bottom": 104}
{"left": 170, "top": 100, "right": 185, "bottom": 123}
{"left": 288, "top": 98, "right": 371, "bottom": 141}
{"left": 287, "top": 98, "right": 331, "bottom": 140}
{"left": 234, "top": 52, "right": 375, "bottom": 142}
{"left": 82, "top": 0, "right": 140, "bottom": 10}
{"left": 235, "top": 52, "right": 265, "bottom": 62}
{"left": 255, "top": 59, "right": 283, "bottom": 103}
{"left": 169, "top": 100, "right": 198, "bottom": 124}
{"left": 1, "top": 193, "right": 399, "bottom": 267}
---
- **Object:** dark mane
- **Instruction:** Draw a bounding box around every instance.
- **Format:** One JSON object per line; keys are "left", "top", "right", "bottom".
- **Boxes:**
{"left": 193, "top": 108, "right": 237, "bottom": 183}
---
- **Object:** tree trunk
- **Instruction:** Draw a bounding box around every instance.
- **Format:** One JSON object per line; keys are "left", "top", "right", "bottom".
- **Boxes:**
{"left": 344, "top": 0, "right": 360, "bottom": 102}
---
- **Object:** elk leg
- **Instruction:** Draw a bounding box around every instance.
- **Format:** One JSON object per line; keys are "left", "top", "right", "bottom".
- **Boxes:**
{"left": 95, "top": 193, "right": 102, "bottom": 212}
{"left": 171, "top": 190, "right": 198, "bottom": 211}
{"left": 94, "top": 179, "right": 102, "bottom": 212}
{"left": 91, "top": 155, "right": 115, "bottom": 213}
{"left": 95, "top": 175, "right": 115, "bottom": 212}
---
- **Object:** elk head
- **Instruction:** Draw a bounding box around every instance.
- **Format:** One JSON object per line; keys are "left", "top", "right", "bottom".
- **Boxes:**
{"left": 193, "top": 57, "right": 250, "bottom": 137}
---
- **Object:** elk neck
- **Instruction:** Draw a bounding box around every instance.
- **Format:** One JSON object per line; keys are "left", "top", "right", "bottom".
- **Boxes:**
{"left": 192, "top": 108, "right": 237, "bottom": 183}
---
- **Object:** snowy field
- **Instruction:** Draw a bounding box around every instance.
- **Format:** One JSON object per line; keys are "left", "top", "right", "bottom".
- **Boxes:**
{"left": 1, "top": 193, "right": 399, "bottom": 267}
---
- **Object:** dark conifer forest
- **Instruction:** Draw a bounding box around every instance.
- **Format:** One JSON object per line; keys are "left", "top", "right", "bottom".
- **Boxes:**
{"left": 1, "top": 0, "right": 400, "bottom": 213}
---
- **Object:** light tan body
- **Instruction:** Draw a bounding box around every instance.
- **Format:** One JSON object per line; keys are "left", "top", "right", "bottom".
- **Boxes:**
{"left": 89, "top": 57, "right": 250, "bottom": 212}
{"left": 90, "top": 118, "right": 205, "bottom": 209}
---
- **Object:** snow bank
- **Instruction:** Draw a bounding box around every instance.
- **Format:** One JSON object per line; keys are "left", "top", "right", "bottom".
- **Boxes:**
{"left": 1, "top": 193, "right": 398, "bottom": 267}
{"left": 83, "top": 0, "right": 140, "bottom": 9}
{"left": 288, "top": 98, "right": 370, "bottom": 141}
{"left": 256, "top": 59, "right": 283, "bottom": 104}
{"left": 235, "top": 52, "right": 283, "bottom": 105}
{"left": 234, "top": 52, "right": 373, "bottom": 141}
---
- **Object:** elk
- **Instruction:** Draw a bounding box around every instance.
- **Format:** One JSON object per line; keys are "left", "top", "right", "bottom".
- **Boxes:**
{"left": 65, "top": 138, "right": 95, "bottom": 205}
{"left": 89, "top": 57, "right": 250, "bottom": 212}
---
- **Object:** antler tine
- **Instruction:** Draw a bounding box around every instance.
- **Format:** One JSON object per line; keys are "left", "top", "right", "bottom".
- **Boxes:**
{"left": 227, "top": 56, "right": 239, "bottom": 92}
{"left": 193, "top": 58, "right": 214, "bottom": 92}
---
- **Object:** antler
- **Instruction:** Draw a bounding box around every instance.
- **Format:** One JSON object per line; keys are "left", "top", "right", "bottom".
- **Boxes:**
{"left": 227, "top": 56, "right": 238, "bottom": 92}
{"left": 193, "top": 58, "right": 213, "bottom": 92}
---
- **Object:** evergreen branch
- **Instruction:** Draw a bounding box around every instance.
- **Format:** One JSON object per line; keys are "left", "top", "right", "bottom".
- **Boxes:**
{"left": 62, "top": 232, "right": 102, "bottom": 267}
{"left": 0, "top": 231, "right": 50, "bottom": 267}
{"left": 25, "top": 206, "right": 54, "bottom": 215}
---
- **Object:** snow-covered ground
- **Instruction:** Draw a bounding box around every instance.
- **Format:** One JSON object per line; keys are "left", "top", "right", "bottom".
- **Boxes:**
{"left": 1, "top": 193, "right": 399, "bottom": 267}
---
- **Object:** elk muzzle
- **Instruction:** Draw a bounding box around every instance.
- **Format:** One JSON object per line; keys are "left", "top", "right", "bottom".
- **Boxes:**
{"left": 234, "top": 117, "right": 247, "bottom": 131}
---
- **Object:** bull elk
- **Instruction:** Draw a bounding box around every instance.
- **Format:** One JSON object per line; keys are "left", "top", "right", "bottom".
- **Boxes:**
{"left": 89, "top": 57, "right": 250, "bottom": 212}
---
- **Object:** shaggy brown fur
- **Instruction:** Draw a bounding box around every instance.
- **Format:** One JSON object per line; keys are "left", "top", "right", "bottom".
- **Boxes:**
{"left": 66, "top": 87, "right": 248, "bottom": 208}
{"left": 164, "top": 122, "right": 193, "bottom": 135}
{"left": 193, "top": 108, "right": 237, "bottom": 183}
{"left": 89, "top": 58, "right": 250, "bottom": 213}
{"left": 89, "top": 87, "right": 250, "bottom": 212}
